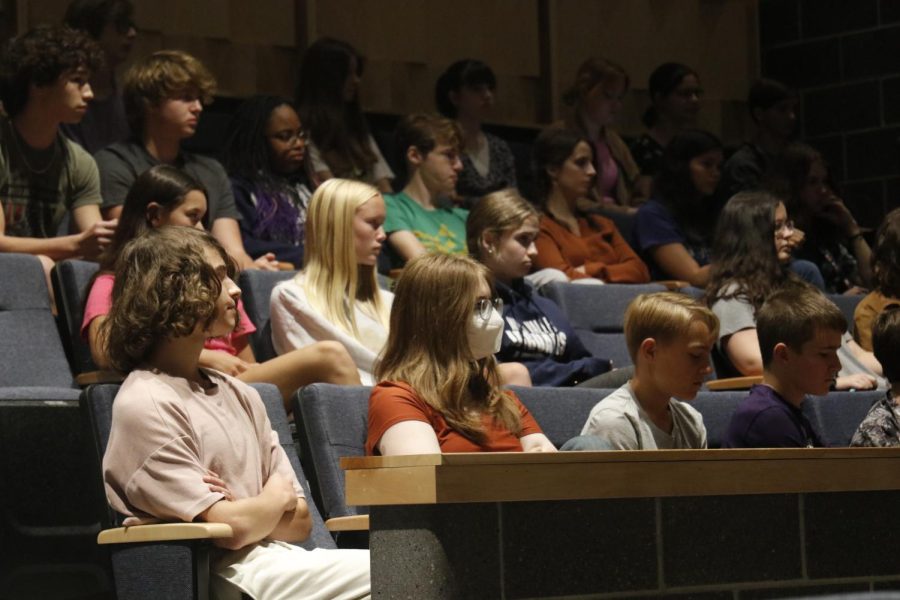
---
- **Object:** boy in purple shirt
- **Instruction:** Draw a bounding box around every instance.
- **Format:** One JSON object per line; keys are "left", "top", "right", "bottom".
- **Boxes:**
{"left": 723, "top": 286, "right": 845, "bottom": 448}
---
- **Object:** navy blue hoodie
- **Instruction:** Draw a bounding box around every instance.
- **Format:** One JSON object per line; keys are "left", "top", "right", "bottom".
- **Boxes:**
{"left": 495, "top": 279, "right": 612, "bottom": 386}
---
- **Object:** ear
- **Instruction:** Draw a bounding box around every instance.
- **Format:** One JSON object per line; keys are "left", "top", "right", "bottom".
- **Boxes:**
{"left": 546, "top": 165, "right": 560, "bottom": 184}
{"left": 638, "top": 337, "right": 657, "bottom": 361}
{"left": 480, "top": 230, "right": 498, "bottom": 256}
{"left": 448, "top": 89, "right": 461, "bottom": 108}
{"left": 406, "top": 145, "right": 424, "bottom": 167}
{"left": 145, "top": 202, "right": 164, "bottom": 227}
{"left": 772, "top": 342, "right": 790, "bottom": 363}
{"left": 750, "top": 106, "right": 764, "bottom": 124}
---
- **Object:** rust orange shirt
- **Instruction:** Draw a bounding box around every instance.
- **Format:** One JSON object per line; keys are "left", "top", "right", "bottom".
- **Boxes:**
{"left": 366, "top": 380, "right": 543, "bottom": 455}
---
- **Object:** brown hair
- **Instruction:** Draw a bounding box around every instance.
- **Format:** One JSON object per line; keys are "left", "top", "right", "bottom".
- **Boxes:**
{"left": 122, "top": 50, "right": 216, "bottom": 137}
{"left": 872, "top": 208, "right": 900, "bottom": 298}
{"left": 756, "top": 286, "right": 846, "bottom": 368}
{"left": 394, "top": 113, "right": 462, "bottom": 180}
{"left": 100, "top": 227, "right": 235, "bottom": 373}
{"left": 466, "top": 189, "right": 538, "bottom": 259}
{"left": 375, "top": 253, "right": 521, "bottom": 443}
{"left": 872, "top": 306, "right": 900, "bottom": 383}
{"left": 562, "top": 56, "right": 629, "bottom": 108}
{"left": 624, "top": 292, "right": 719, "bottom": 363}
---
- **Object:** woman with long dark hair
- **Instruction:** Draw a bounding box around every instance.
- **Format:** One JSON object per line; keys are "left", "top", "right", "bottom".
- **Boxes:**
{"left": 705, "top": 191, "right": 879, "bottom": 390}
{"left": 296, "top": 37, "right": 393, "bottom": 193}
{"left": 221, "top": 95, "right": 312, "bottom": 267}
{"left": 633, "top": 129, "right": 722, "bottom": 286}
{"left": 531, "top": 127, "right": 649, "bottom": 284}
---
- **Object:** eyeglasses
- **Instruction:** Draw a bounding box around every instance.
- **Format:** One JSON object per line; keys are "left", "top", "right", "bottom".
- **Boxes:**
{"left": 474, "top": 297, "right": 503, "bottom": 320}
{"left": 268, "top": 129, "right": 307, "bottom": 145}
{"left": 774, "top": 219, "right": 795, "bottom": 235}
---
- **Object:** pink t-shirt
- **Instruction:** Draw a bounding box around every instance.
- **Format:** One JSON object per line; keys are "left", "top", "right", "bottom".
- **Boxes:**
{"left": 81, "top": 273, "right": 256, "bottom": 356}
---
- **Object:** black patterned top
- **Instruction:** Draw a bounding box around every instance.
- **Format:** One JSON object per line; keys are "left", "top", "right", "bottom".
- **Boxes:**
{"left": 851, "top": 392, "right": 900, "bottom": 447}
{"left": 457, "top": 132, "right": 517, "bottom": 205}
{"left": 628, "top": 133, "right": 666, "bottom": 178}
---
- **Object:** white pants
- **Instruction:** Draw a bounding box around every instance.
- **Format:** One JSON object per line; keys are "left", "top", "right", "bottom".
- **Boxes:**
{"left": 212, "top": 540, "right": 371, "bottom": 600}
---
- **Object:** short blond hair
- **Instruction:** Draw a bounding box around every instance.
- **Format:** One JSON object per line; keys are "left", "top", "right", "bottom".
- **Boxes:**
{"left": 123, "top": 50, "right": 216, "bottom": 136}
{"left": 624, "top": 292, "right": 719, "bottom": 362}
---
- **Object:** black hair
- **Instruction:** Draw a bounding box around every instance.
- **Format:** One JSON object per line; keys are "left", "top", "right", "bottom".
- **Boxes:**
{"left": 872, "top": 306, "right": 900, "bottom": 383}
{"left": 642, "top": 62, "right": 697, "bottom": 128}
{"left": 0, "top": 25, "right": 103, "bottom": 118}
{"left": 434, "top": 59, "right": 497, "bottom": 118}
{"left": 748, "top": 78, "right": 796, "bottom": 123}
{"left": 63, "top": 0, "right": 134, "bottom": 40}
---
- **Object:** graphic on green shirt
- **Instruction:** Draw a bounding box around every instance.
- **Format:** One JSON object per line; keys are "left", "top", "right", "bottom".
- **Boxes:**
{"left": 414, "top": 222, "right": 465, "bottom": 255}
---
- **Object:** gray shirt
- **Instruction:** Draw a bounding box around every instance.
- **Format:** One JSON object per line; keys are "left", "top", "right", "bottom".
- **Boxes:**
{"left": 580, "top": 382, "right": 707, "bottom": 450}
{"left": 94, "top": 140, "right": 239, "bottom": 224}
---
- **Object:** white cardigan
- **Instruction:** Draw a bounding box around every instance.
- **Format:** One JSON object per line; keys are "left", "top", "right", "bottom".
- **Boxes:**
{"left": 270, "top": 275, "right": 392, "bottom": 385}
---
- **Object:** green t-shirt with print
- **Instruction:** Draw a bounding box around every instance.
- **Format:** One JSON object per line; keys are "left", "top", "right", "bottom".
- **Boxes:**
{"left": 384, "top": 191, "right": 469, "bottom": 259}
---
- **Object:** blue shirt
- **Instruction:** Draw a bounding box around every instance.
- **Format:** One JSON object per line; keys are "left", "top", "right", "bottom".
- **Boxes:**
{"left": 633, "top": 198, "right": 710, "bottom": 280}
{"left": 723, "top": 384, "right": 823, "bottom": 448}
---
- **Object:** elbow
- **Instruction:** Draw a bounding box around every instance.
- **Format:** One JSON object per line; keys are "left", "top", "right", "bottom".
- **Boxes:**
{"left": 217, "top": 516, "right": 258, "bottom": 551}
{"left": 732, "top": 356, "right": 763, "bottom": 377}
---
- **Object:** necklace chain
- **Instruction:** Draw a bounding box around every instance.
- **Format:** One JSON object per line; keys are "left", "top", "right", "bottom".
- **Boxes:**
{"left": 8, "top": 120, "right": 60, "bottom": 175}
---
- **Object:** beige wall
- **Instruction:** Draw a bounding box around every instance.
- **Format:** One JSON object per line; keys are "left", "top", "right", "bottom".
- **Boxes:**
{"left": 18, "top": 0, "right": 759, "bottom": 140}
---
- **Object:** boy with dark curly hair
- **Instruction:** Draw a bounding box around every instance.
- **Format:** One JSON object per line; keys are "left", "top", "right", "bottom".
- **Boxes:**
{"left": 0, "top": 25, "right": 117, "bottom": 273}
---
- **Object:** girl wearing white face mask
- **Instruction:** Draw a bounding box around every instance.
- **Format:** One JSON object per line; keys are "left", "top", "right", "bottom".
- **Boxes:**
{"left": 366, "top": 253, "right": 557, "bottom": 456}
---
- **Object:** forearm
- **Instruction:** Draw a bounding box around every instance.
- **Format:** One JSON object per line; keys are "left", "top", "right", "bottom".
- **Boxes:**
{"left": 850, "top": 237, "right": 873, "bottom": 286}
{"left": 520, "top": 433, "right": 557, "bottom": 452}
{"left": 0, "top": 233, "right": 78, "bottom": 259}
{"left": 267, "top": 498, "right": 311, "bottom": 543}
{"left": 203, "top": 488, "right": 296, "bottom": 550}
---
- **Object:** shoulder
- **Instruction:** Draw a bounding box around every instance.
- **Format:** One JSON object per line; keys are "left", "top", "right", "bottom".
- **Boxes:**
{"left": 587, "top": 384, "right": 636, "bottom": 419}
{"left": 183, "top": 153, "right": 229, "bottom": 180}
{"left": 636, "top": 199, "right": 673, "bottom": 221}
{"left": 95, "top": 140, "right": 141, "bottom": 162}
{"left": 369, "top": 381, "right": 431, "bottom": 416}
{"left": 114, "top": 370, "right": 191, "bottom": 424}
{"left": 670, "top": 398, "right": 705, "bottom": 428}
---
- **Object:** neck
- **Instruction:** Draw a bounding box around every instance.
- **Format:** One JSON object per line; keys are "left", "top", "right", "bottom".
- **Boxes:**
{"left": 457, "top": 116, "right": 482, "bottom": 149}
{"left": 144, "top": 130, "right": 181, "bottom": 163}
{"left": 752, "top": 128, "right": 787, "bottom": 155}
{"left": 580, "top": 111, "right": 604, "bottom": 141}
{"left": 12, "top": 108, "right": 60, "bottom": 150}
{"left": 403, "top": 174, "right": 437, "bottom": 209}
{"left": 891, "top": 382, "right": 900, "bottom": 404}
{"left": 629, "top": 372, "right": 672, "bottom": 418}
{"left": 146, "top": 333, "right": 206, "bottom": 383}
{"left": 545, "top": 188, "right": 576, "bottom": 221}
{"left": 650, "top": 118, "right": 681, "bottom": 147}
{"left": 762, "top": 370, "right": 804, "bottom": 408}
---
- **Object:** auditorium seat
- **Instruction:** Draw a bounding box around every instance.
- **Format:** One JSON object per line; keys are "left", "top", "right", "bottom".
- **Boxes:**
{"left": 0, "top": 253, "right": 74, "bottom": 388}
{"left": 539, "top": 282, "right": 668, "bottom": 368}
{"left": 827, "top": 293, "right": 863, "bottom": 335}
{"left": 52, "top": 259, "right": 101, "bottom": 378}
{"left": 803, "top": 390, "right": 882, "bottom": 447}
{"left": 83, "top": 382, "right": 335, "bottom": 600}
{"left": 238, "top": 269, "right": 296, "bottom": 362}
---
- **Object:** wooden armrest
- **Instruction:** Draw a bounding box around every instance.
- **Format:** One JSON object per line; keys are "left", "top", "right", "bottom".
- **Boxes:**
{"left": 76, "top": 370, "right": 125, "bottom": 386}
{"left": 325, "top": 514, "right": 369, "bottom": 532}
{"left": 276, "top": 261, "right": 296, "bottom": 271}
{"left": 97, "top": 522, "right": 233, "bottom": 545}
{"left": 705, "top": 375, "right": 763, "bottom": 391}
{"left": 388, "top": 268, "right": 403, "bottom": 280}
{"left": 655, "top": 280, "right": 690, "bottom": 291}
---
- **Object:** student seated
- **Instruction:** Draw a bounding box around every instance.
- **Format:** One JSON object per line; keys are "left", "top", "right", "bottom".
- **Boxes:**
{"left": 468, "top": 188, "right": 629, "bottom": 388}
{"left": 722, "top": 287, "right": 844, "bottom": 448}
{"left": 270, "top": 178, "right": 392, "bottom": 385}
{"left": 62, "top": 0, "right": 136, "bottom": 153}
{"left": 852, "top": 307, "right": 900, "bottom": 446}
{"left": 0, "top": 25, "right": 116, "bottom": 276}
{"left": 532, "top": 127, "right": 650, "bottom": 284}
{"left": 94, "top": 50, "right": 277, "bottom": 271}
{"left": 854, "top": 208, "right": 900, "bottom": 350}
{"left": 706, "top": 191, "right": 880, "bottom": 391}
{"left": 82, "top": 165, "right": 360, "bottom": 408}
{"left": 576, "top": 292, "right": 716, "bottom": 450}
{"left": 101, "top": 226, "right": 370, "bottom": 599}
{"left": 296, "top": 37, "right": 393, "bottom": 193}
{"left": 221, "top": 95, "right": 314, "bottom": 267}
{"left": 383, "top": 113, "right": 468, "bottom": 266}
{"left": 366, "top": 253, "right": 554, "bottom": 455}
{"left": 435, "top": 59, "right": 517, "bottom": 205}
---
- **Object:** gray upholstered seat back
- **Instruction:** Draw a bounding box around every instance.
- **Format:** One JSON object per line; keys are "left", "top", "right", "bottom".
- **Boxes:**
{"left": 803, "top": 390, "right": 882, "bottom": 447}
{"left": 52, "top": 259, "right": 101, "bottom": 376}
{"left": 237, "top": 270, "right": 295, "bottom": 362}
{"left": 0, "top": 254, "right": 73, "bottom": 387}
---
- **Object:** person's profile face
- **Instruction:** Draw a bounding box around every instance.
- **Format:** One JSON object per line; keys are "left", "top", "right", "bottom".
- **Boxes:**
{"left": 202, "top": 246, "right": 241, "bottom": 338}
{"left": 420, "top": 142, "right": 463, "bottom": 195}
{"left": 650, "top": 320, "right": 715, "bottom": 400}
{"left": 784, "top": 327, "right": 842, "bottom": 396}
{"left": 483, "top": 219, "right": 539, "bottom": 283}
{"left": 352, "top": 194, "right": 387, "bottom": 266}
{"left": 153, "top": 92, "right": 202, "bottom": 139}
{"left": 265, "top": 104, "right": 306, "bottom": 176}
{"left": 150, "top": 190, "right": 207, "bottom": 230}
{"left": 659, "top": 73, "right": 702, "bottom": 125}
{"left": 49, "top": 67, "right": 93, "bottom": 124}
{"left": 687, "top": 149, "right": 723, "bottom": 197}
{"left": 582, "top": 79, "right": 626, "bottom": 127}
{"left": 552, "top": 141, "right": 596, "bottom": 200}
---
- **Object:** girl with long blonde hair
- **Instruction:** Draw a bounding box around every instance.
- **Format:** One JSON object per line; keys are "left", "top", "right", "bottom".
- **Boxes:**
{"left": 270, "top": 178, "right": 392, "bottom": 384}
{"left": 366, "top": 253, "right": 556, "bottom": 455}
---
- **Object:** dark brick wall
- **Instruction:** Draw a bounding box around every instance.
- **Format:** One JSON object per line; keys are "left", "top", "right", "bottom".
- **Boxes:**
{"left": 760, "top": 0, "right": 900, "bottom": 226}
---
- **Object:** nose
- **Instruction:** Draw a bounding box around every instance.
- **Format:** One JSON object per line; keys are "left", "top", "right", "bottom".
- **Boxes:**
{"left": 375, "top": 225, "right": 386, "bottom": 243}
{"left": 586, "top": 162, "right": 597, "bottom": 177}
{"left": 190, "top": 99, "right": 202, "bottom": 114}
{"left": 82, "top": 83, "right": 94, "bottom": 101}
{"left": 526, "top": 241, "right": 538, "bottom": 259}
{"left": 453, "top": 156, "right": 463, "bottom": 172}
{"left": 225, "top": 276, "right": 241, "bottom": 300}
{"left": 126, "top": 26, "right": 137, "bottom": 40}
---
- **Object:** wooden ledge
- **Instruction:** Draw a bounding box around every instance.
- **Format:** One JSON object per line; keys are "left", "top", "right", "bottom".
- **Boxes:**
{"left": 325, "top": 514, "right": 370, "bottom": 532}
{"left": 76, "top": 370, "right": 124, "bottom": 386}
{"left": 98, "top": 522, "right": 232, "bottom": 545}
{"left": 705, "top": 375, "right": 763, "bottom": 391}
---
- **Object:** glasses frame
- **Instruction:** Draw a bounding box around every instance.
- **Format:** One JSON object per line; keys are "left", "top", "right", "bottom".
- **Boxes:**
{"left": 474, "top": 297, "right": 503, "bottom": 321}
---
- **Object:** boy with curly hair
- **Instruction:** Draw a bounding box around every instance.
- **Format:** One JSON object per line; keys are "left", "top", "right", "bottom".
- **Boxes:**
{"left": 0, "top": 25, "right": 116, "bottom": 270}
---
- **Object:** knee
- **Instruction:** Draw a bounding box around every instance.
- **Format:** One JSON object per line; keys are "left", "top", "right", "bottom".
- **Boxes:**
{"left": 313, "top": 341, "right": 360, "bottom": 384}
